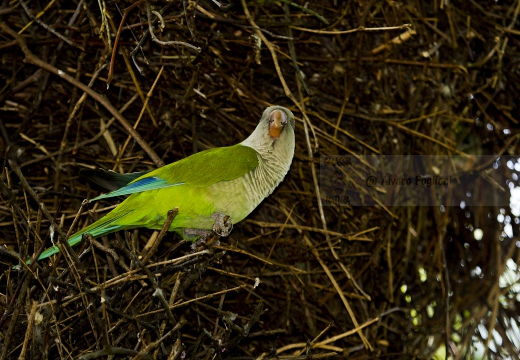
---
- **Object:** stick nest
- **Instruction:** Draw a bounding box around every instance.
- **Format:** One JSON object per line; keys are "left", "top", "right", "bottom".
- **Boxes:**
{"left": 1, "top": 1, "right": 519, "bottom": 359}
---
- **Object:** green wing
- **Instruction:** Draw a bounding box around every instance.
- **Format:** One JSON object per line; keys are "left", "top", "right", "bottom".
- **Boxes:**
{"left": 92, "top": 144, "right": 259, "bottom": 201}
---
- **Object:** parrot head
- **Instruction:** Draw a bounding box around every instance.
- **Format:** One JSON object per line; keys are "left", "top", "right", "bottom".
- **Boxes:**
{"left": 268, "top": 108, "right": 289, "bottom": 139}
{"left": 241, "top": 106, "right": 295, "bottom": 156}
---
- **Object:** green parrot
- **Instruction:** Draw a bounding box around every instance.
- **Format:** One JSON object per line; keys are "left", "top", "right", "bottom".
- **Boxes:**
{"left": 33, "top": 106, "right": 295, "bottom": 262}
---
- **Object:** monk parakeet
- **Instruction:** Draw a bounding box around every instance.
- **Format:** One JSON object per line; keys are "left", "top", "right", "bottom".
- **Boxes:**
{"left": 34, "top": 106, "right": 295, "bottom": 261}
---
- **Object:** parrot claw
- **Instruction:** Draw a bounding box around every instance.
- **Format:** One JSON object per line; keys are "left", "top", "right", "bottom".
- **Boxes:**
{"left": 186, "top": 229, "right": 220, "bottom": 251}
{"left": 188, "top": 212, "right": 232, "bottom": 250}
{"left": 211, "top": 212, "right": 233, "bottom": 237}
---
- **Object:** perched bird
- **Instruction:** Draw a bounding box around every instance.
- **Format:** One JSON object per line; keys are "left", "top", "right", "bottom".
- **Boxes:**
{"left": 34, "top": 106, "right": 295, "bottom": 261}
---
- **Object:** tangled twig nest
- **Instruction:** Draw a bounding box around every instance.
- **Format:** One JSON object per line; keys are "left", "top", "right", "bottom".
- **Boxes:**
{"left": 1, "top": 1, "right": 519, "bottom": 359}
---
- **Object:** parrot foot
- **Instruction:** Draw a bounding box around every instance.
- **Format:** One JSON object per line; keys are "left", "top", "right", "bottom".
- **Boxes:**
{"left": 211, "top": 212, "right": 233, "bottom": 237}
{"left": 186, "top": 213, "right": 232, "bottom": 250}
{"left": 186, "top": 229, "right": 220, "bottom": 250}
{"left": 183, "top": 228, "right": 211, "bottom": 240}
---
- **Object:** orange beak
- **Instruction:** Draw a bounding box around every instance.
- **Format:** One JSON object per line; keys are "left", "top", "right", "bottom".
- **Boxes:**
{"left": 268, "top": 110, "right": 287, "bottom": 139}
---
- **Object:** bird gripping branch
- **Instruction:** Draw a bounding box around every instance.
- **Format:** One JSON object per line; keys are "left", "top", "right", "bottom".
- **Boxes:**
{"left": 31, "top": 106, "right": 295, "bottom": 262}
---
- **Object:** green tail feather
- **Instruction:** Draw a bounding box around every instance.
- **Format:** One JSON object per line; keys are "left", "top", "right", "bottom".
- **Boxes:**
{"left": 30, "top": 211, "right": 132, "bottom": 263}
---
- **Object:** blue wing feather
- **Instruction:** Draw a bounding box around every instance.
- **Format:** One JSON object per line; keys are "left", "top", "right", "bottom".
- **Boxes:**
{"left": 81, "top": 168, "right": 152, "bottom": 191}
{"left": 91, "top": 177, "right": 184, "bottom": 201}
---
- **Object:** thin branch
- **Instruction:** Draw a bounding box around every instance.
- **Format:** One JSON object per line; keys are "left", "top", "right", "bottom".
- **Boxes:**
{"left": 19, "top": 0, "right": 84, "bottom": 50}
{"left": 0, "top": 22, "right": 164, "bottom": 167}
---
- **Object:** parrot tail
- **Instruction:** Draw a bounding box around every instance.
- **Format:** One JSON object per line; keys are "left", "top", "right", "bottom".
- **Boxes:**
{"left": 34, "top": 211, "right": 131, "bottom": 262}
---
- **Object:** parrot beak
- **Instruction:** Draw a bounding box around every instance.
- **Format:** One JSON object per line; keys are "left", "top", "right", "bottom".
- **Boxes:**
{"left": 268, "top": 110, "right": 287, "bottom": 139}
